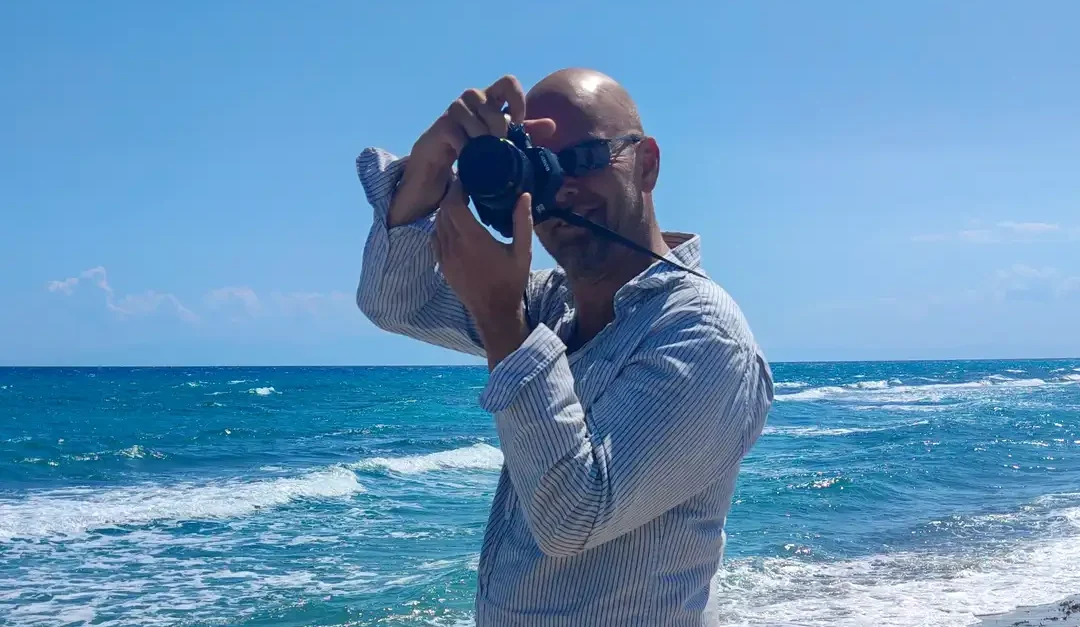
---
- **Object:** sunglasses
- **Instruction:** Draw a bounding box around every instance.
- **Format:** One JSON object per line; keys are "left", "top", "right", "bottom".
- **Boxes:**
{"left": 555, "top": 134, "right": 643, "bottom": 177}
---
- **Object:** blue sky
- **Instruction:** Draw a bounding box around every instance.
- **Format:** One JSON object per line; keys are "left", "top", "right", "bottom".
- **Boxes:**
{"left": 3, "top": 1, "right": 1078, "bottom": 366}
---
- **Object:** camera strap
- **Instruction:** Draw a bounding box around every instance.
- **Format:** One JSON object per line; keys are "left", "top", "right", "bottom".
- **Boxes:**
{"left": 550, "top": 209, "right": 708, "bottom": 280}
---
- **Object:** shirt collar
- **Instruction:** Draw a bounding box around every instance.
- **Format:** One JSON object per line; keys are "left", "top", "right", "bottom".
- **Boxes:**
{"left": 617, "top": 231, "right": 705, "bottom": 296}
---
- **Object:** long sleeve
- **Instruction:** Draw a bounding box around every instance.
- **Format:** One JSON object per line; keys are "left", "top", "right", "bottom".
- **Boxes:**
{"left": 354, "top": 147, "right": 489, "bottom": 356}
{"left": 477, "top": 296, "right": 774, "bottom": 558}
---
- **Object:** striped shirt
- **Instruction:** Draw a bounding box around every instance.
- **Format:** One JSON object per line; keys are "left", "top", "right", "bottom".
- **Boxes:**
{"left": 354, "top": 147, "right": 775, "bottom": 626}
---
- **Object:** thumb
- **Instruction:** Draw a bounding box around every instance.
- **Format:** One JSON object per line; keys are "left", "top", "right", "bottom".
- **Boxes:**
{"left": 523, "top": 118, "right": 557, "bottom": 142}
{"left": 512, "top": 193, "right": 533, "bottom": 257}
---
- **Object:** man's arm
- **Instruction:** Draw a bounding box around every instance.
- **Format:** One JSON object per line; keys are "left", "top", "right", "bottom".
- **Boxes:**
{"left": 478, "top": 292, "right": 774, "bottom": 558}
{"left": 355, "top": 147, "right": 491, "bottom": 357}
{"left": 355, "top": 75, "right": 558, "bottom": 357}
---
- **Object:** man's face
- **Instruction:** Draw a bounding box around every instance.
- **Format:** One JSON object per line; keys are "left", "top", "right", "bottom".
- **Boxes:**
{"left": 527, "top": 109, "right": 645, "bottom": 279}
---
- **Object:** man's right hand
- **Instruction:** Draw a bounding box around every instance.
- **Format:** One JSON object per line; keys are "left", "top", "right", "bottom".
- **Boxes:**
{"left": 386, "top": 75, "right": 556, "bottom": 228}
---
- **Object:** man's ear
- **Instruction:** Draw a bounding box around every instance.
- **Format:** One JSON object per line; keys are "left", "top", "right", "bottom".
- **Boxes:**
{"left": 639, "top": 137, "right": 660, "bottom": 193}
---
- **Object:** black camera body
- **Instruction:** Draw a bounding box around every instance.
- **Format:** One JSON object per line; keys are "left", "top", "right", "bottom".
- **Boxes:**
{"left": 456, "top": 124, "right": 564, "bottom": 239}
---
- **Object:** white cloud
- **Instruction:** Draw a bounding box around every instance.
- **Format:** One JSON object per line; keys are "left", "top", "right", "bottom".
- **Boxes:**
{"left": 992, "top": 264, "right": 1079, "bottom": 302}
{"left": 913, "top": 220, "right": 1069, "bottom": 244}
{"left": 204, "top": 286, "right": 263, "bottom": 317}
{"left": 271, "top": 291, "right": 352, "bottom": 317}
{"left": 958, "top": 229, "right": 998, "bottom": 243}
{"left": 200, "top": 287, "right": 352, "bottom": 320}
{"left": 47, "top": 266, "right": 113, "bottom": 295}
{"left": 46, "top": 266, "right": 198, "bottom": 322}
{"left": 111, "top": 291, "right": 199, "bottom": 322}
{"left": 46, "top": 277, "right": 79, "bottom": 295}
{"left": 80, "top": 266, "right": 113, "bottom": 295}
{"left": 997, "top": 221, "right": 1060, "bottom": 234}
{"left": 47, "top": 269, "right": 354, "bottom": 325}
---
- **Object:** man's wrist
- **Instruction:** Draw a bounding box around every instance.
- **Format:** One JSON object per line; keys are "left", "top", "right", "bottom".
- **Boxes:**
{"left": 476, "top": 304, "right": 530, "bottom": 372}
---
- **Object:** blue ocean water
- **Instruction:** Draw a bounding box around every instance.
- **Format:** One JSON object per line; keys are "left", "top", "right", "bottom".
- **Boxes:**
{"left": 2, "top": 360, "right": 1079, "bottom": 626}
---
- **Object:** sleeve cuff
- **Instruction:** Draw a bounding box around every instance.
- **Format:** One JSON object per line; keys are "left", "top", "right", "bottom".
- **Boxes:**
{"left": 478, "top": 323, "right": 567, "bottom": 413}
{"left": 355, "top": 147, "right": 436, "bottom": 235}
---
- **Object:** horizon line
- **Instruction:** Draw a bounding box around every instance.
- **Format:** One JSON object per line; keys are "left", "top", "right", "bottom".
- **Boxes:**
{"left": 2, "top": 355, "right": 1078, "bottom": 369}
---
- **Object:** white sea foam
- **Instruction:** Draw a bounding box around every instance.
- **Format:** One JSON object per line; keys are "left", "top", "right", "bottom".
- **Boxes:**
{"left": 775, "top": 385, "right": 846, "bottom": 401}
{"left": 353, "top": 443, "right": 504, "bottom": 474}
{"left": 776, "top": 376, "right": 1073, "bottom": 403}
{"left": 248, "top": 386, "right": 278, "bottom": 396}
{"left": 0, "top": 466, "right": 364, "bottom": 540}
{"left": 7, "top": 499, "right": 1077, "bottom": 627}
{"left": 844, "top": 379, "right": 894, "bottom": 390}
{"left": 852, "top": 404, "right": 948, "bottom": 413}
{"left": 764, "top": 420, "right": 929, "bottom": 438}
{"left": 118, "top": 445, "right": 145, "bottom": 459}
{"left": 706, "top": 504, "right": 1080, "bottom": 626}
{"left": 775, "top": 381, "right": 808, "bottom": 389}
{"left": 1, "top": 545, "right": 386, "bottom": 626}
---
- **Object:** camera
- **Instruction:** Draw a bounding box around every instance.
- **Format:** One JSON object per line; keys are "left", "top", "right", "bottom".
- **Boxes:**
{"left": 456, "top": 123, "right": 564, "bottom": 239}
{"left": 454, "top": 123, "right": 706, "bottom": 279}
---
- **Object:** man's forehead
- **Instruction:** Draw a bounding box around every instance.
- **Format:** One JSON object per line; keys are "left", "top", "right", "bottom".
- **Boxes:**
{"left": 524, "top": 73, "right": 642, "bottom": 151}
{"left": 525, "top": 91, "right": 597, "bottom": 151}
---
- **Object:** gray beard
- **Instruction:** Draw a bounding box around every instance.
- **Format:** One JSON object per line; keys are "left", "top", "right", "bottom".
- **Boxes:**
{"left": 559, "top": 235, "right": 614, "bottom": 280}
{"left": 557, "top": 194, "right": 646, "bottom": 280}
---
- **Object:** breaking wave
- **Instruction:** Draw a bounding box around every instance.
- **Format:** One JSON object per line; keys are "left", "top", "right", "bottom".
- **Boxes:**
{"left": 708, "top": 498, "right": 1080, "bottom": 626}
{"left": 352, "top": 443, "right": 503, "bottom": 474}
{"left": 0, "top": 467, "right": 364, "bottom": 541}
{"left": 775, "top": 374, "right": 1078, "bottom": 403}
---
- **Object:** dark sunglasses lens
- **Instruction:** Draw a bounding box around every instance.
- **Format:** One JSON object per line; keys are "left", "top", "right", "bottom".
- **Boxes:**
{"left": 559, "top": 141, "right": 612, "bottom": 177}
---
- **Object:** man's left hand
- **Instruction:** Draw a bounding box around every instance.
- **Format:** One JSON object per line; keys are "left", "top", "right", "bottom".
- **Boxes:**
{"left": 433, "top": 178, "right": 533, "bottom": 368}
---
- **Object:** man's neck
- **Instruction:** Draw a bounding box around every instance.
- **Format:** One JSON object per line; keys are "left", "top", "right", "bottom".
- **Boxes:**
{"left": 566, "top": 227, "right": 670, "bottom": 349}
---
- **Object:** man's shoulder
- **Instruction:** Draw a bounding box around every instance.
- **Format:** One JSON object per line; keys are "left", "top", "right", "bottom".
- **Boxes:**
{"left": 647, "top": 274, "right": 761, "bottom": 351}
{"left": 655, "top": 276, "right": 775, "bottom": 410}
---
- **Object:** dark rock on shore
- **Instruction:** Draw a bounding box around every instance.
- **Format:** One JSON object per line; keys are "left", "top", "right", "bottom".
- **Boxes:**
{"left": 975, "top": 595, "right": 1080, "bottom": 626}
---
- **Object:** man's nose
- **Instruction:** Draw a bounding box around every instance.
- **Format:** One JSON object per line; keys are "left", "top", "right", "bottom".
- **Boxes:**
{"left": 554, "top": 178, "right": 579, "bottom": 207}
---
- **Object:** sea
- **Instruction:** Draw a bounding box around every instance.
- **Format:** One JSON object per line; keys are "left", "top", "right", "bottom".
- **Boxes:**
{"left": 2, "top": 359, "right": 1079, "bottom": 626}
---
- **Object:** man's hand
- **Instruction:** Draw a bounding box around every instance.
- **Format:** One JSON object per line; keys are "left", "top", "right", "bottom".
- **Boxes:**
{"left": 388, "top": 75, "right": 555, "bottom": 228}
{"left": 433, "top": 177, "right": 533, "bottom": 370}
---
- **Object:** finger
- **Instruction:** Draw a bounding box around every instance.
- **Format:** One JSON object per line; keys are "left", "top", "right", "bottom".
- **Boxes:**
{"left": 432, "top": 114, "right": 467, "bottom": 158}
{"left": 435, "top": 197, "right": 460, "bottom": 242}
{"left": 447, "top": 97, "right": 487, "bottom": 138}
{"left": 440, "top": 177, "right": 477, "bottom": 237}
{"left": 523, "top": 118, "right": 557, "bottom": 142}
{"left": 461, "top": 88, "right": 506, "bottom": 137}
{"left": 486, "top": 75, "right": 526, "bottom": 125}
{"left": 511, "top": 193, "right": 534, "bottom": 258}
{"left": 445, "top": 194, "right": 484, "bottom": 239}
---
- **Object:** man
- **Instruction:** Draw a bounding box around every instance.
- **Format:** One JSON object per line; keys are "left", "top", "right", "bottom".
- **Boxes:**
{"left": 355, "top": 68, "right": 774, "bottom": 626}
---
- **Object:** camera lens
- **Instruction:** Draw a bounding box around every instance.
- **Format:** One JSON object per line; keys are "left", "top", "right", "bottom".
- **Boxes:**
{"left": 457, "top": 135, "right": 533, "bottom": 214}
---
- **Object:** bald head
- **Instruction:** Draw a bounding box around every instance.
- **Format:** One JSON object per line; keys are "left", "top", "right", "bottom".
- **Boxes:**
{"left": 526, "top": 68, "right": 643, "bottom": 146}
{"left": 520, "top": 69, "right": 665, "bottom": 281}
